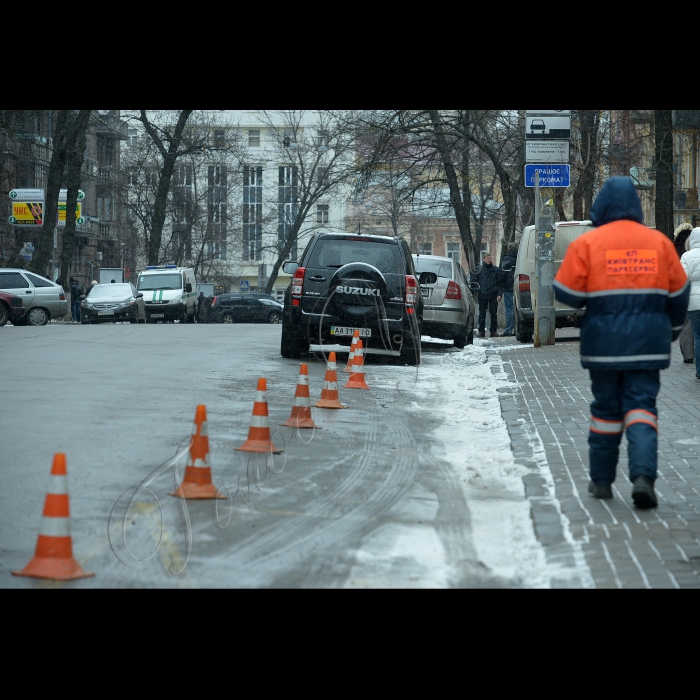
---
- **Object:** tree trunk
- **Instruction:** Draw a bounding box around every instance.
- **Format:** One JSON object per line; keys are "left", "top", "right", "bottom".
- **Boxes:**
{"left": 654, "top": 109, "right": 675, "bottom": 239}
{"left": 59, "top": 112, "right": 91, "bottom": 291}
{"left": 573, "top": 110, "right": 601, "bottom": 221}
{"left": 33, "top": 111, "right": 69, "bottom": 276}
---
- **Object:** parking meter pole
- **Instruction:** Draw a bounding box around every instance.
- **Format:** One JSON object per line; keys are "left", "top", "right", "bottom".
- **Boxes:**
{"left": 534, "top": 178, "right": 556, "bottom": 348}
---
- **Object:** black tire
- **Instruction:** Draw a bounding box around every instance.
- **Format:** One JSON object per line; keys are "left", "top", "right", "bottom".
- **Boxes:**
{"left": 0, "top": 302, "right": 9, "bottom": 327}
{"left": 281, "top": 319, "right": 307, "bottom": 358}
{"left": 515, "top": 310, "right": 533, "bottom": 344}
{"left": 400, "top": 332, "right": 421, "bottom": 366}
{"left": 26, "top": 307, "right": 49, "bottom": 327}
{"left": 268, "top": 311, "right": 281, "bottom": 324}
{"left": 221, "top": 313, "right": 234, "bottom": 324}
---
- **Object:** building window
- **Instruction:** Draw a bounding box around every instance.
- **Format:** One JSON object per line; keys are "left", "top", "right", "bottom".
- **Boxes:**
{"left": 446, "top": 243, "right": 461, "bottom": 265}
{"left": 279, "top": 166, "right": 299, "bottom": 260}
{"left": 208, "top": 165, "right": 228, "bottom": 260}
{"left": 481, "top": 239, "right": 489, "bottom": 252}
{"left": 248, "top": 130, "right": 261, "bottom": 148}
{"left": 127, "top": 128, "right": 138, "bottom": 147}
{"left": 97, "top": 190, "right": 113, "bottom": 221}
{"left": 243, "top": 166, "right": 263, "bottom": 262}
{"left": 214, "top": 130, "right": 225, "bottom": 148}
{"left": 317, "top": 203, "right": 329, "bottom": 225}
{"left": 419, "top": 242, "right": 432, "bottom": 256}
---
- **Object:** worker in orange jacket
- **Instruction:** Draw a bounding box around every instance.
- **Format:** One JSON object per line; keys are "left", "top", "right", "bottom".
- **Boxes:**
{"left": 554, "top": 177, "right": 689, "bottom": 509}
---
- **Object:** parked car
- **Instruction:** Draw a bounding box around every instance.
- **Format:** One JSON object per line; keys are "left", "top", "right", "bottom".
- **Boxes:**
{"left": 513, "top": 220, "right": 594, "bottom": 343}
{"left": 0, "top": 269, "right": 68, "bottom": 326}
{"left": 204, "top": 293, "right": 283, "bottom": 324}
{"left": 80, "top": 283, "right": 146, "bottom": 324}
{"left": 280, "top": 232, "right": 424, "bottom": 365}
{"left": 0, "top": 291, "right": 26, "bottom": 327}
{"left": 412, "top": 254, "right": 476, "bottom": 348}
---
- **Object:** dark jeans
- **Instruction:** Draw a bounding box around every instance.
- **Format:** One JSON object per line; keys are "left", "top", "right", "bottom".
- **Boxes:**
{"left": 503, "top": 291, "right": 514, "bottom": 334}
{"left": 71, "top": 302, "right": 81, "bottom": 322}
{"left": 478, "top": 297, "right": 498, "bottom": 334}
{"left": 588, "top": 369, "right": 660, "bottom": 486}
{"left": 690, "top": 310, "right": 700, "bottom": 377}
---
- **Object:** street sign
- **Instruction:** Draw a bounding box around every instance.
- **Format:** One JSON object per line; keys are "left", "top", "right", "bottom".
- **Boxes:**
{"left": 9, "top": 201, "right": 43, "bottom": 225}
{"left": 525, "top": 165, "right": 571, "bottom": 188}
{"left": 526, "top": 116, "right": 571, "bottom": 140}
{"left": 240, "top": 280, "right": 250, "bottom": 291}
{"left": 57, "top": 201, "right": 83, "bottom": 227}
{"left": 9, "top": 188, "right": 44, "bottom": 201}
{"left": 58, "top": 189, "right": 86, "bottom": 201}
{"left": 526, "top": 140, "right": 570, "bottom": 163}
{"left": 526, "top": 110, "right": 571, "bottom": 117}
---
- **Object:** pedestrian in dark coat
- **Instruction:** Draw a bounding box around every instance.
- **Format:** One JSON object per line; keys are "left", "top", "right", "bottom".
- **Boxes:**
{"left": 474, "top": 253, "right": 503, "bottom": 338}
{"left": 69, "top": 278, "right": 84, "bottom": 323}
{"left": 554, "top": 177, "right": 689, "bottom": 509}
{"left": 675, "top": 223, "right": 695, "bottom": 364}
{"left": 500, "top": 243, "right": 519, "bottom": 336}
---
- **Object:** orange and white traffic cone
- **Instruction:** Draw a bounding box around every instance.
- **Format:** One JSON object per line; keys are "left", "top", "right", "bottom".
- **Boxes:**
{"left": 343, "top": 330, "right": 360, "bottom": 373}
{"left": 170, "top": 405, "right": 225, "bottom": 500}
{"left": 236, "top": 378, "right": 284, "bottom": 453}
{"left": 344, "top": 339, "right": 370, "bottom": 390}
{"left": 315, "top": 352, "right": 347, "bottom": 409}
{"left": 12, "top": 453, "right": 95, "bottom": 581}
{"left": 281, "top": 364, "right": 320, "bottom": 429}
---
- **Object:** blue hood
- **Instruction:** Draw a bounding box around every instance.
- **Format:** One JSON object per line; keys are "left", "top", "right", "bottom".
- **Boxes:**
{"left": 590, "top": 177, "right": 644, "bottom": 227}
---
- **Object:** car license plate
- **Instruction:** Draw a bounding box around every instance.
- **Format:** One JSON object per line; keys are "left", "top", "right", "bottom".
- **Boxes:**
{"left": 98, "top": 310, "right": 115, "bottom": 316}
{"left": 151, "top": 314, "right": 164, "bottom": 319}
{"left": 421, "top": 287, "right": 433, "bottom": 298}
{"left": 331, "top": 327, "right": 371, "bottom": 338}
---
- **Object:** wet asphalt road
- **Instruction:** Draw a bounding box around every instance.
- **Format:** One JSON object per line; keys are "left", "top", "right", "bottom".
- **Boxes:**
{"left": 0, "top": 322, "right": 512, "bottom": 588}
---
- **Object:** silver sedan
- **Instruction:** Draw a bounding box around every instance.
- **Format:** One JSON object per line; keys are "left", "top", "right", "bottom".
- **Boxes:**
{"left": 0, "top": 269, "right": 68, "bottom": 326}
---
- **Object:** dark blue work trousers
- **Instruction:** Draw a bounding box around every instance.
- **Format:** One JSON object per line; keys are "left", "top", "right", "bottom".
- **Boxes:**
{"left": 588, "top": 369, "right": 660, "bottom": 486}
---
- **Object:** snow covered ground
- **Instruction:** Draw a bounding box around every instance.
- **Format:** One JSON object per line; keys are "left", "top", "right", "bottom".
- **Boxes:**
{"left": 413, "top": 339, "right": 593, "bottom": 588}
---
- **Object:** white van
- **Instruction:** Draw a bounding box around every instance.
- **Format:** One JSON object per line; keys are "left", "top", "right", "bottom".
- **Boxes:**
{"left": 513, "top": 220, "right": 594, "bottom": 343}
{"left": 136, "top": 265, "right": 198, "bottom": 324}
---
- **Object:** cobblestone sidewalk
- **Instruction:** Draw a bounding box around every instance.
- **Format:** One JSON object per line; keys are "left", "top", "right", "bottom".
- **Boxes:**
{"left": 493, "top": 335, "right": 700, "bottom": 589}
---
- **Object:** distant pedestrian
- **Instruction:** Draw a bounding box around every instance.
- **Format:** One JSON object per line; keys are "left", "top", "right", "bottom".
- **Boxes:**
{"left": 69, "top": 277, "right": 84, "bottom": 323}
{"left": 474, "top": 253, "right": 503, "bottom": 338}
{"left": 500, "top": 242, "right": 518, "bottom": 337}
{"left": 197, "top": 292, "right": 205, "bottom": 323}
{"left": 681, "top": 227, "right": 700, "bottom": 381}
{"left": 86, "top": 280, "right": 98, "bottom": 297}
{"left": 675, "top": 224, "right": 695, "bottom": 364}
{"left": 554, "top": 177, "right": 689, "bottom": 509}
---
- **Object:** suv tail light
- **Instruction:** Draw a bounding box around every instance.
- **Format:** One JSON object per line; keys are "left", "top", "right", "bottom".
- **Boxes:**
{"left": 291, "top": 267, "right": 306, "bottom": 307}
{"left": 445, "top": 280, "right": 462, "bottom": 300}
{"left": 518, "top": 275, "right": 531, "bottom": 293}
{"left": 405, "top": 275, "right": 418, "bottom": 313}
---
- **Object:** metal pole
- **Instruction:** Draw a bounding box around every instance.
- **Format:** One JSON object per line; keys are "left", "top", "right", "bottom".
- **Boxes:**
{"left": 534, "top": 174, "right": 556, "bottom": 348}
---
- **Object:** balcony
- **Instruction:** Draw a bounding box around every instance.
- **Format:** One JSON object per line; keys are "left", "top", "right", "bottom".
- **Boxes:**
{"left": 673, "top": 111, "right": 700, "bottom": 132}
{"left": 630, "top": 110, "right": 654, "bottom": 124}
{"left": 674, "top": 188, "right": 700, "bottom": 211}
{"left": 94, "top": 112, "right": 128, "bottom": 140}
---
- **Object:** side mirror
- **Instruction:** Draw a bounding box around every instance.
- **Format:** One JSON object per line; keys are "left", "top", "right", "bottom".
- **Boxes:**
{"left": 80, "top": 294, "right": 86, "bottom": 301}
{"left": 419, "top": 271, "right": 438, "bottom": 285}
{"left": 501, "top": 263, "right": 514, "bottom": 272}
{"left": 283, "top": 262, "right": 299, "bottom": 275}
{"left": 468, "top": 282, "right": 481, "bottom": 292}
{"left": 186, "top": 283, "right": 192, "bottom": 293}
{"left": 135, "top": 293, "right": 144, "bottom": 299}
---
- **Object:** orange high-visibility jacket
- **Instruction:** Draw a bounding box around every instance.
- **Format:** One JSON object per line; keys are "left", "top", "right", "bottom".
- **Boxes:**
{"left": 554, "top": 220, "right": 689, "bottom": 370}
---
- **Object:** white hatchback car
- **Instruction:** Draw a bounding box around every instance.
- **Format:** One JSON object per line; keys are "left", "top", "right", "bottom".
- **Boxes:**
{"left": 0, "top": 269, "right": 68, "bottom": 326}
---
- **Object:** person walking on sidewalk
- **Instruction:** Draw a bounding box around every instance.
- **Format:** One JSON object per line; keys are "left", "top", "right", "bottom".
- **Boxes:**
{"left": 554, "top": 176, "right": 689, "bottom": 509}
{"left": 475, "top": 253, "right": 503, "bottom": 338}
{"left": 500, "top": 242, "right": 518, "bottom": 337}
{"left": 69, "top": 277, "right": 84, "bottom": 324}
{"left": 675, "top": 224, "right": 695, "bottom": 364}
{"left": 681, "top": 227, "right": 700, "bottom": 381}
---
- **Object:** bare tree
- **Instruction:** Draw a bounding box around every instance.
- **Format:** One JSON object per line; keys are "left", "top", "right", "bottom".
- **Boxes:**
{"left": 654, "top": 109, "right": 675, "bottom": 239}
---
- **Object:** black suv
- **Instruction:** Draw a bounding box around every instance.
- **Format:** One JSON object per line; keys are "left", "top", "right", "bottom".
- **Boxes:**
{"left": 204, "top": 293, "right": 283, "bottom": 324}
{"left": 280, "top": 233, "right": 424, "bottom": 365}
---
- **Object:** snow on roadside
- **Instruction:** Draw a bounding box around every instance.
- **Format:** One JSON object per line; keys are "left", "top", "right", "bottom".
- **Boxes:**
{"left": 415, "top": 345, "right": 562, "bottom": 587}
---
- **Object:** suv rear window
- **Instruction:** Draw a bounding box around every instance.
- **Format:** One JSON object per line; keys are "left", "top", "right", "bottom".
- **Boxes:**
{"left": 307, "top": 238, "right": 403, "bottom": 273}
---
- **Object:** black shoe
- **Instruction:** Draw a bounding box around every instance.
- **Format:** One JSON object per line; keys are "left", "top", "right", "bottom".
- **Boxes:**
{"left": 632, "top": 475, "right": 658, "bottom": 509}
{"left": 478, "top": 331, "right": 486, "bottom": 338}
{"left": 684, "top": 358, "right": 694, "bottom": 363}
{"left": 588, "top": 481, "right": 613, "bottom": 499}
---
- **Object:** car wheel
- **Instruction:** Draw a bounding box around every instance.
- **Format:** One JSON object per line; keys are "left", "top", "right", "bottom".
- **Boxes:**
{"left": 27, "top": 307, "right": 49, "bottom": 327}
{"left": 221, "top": 313, "right": 234, "bottom": 324}
{"left": 281, "top": 319, "right": 307, "bottom": 358}
{"left": 0, "top": 302, "right": 9, "bottom": 327}
{"left": 515, "top": 309, "right": 533, "bottom": 344}
{"left": 268, "top": 311, "right": 281, "bottom": 324}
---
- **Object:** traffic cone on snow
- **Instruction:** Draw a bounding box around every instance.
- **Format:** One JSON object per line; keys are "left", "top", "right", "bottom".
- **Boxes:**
{"left": 344, "top": 339, "right": 370, "bottom": 390}
{"left": 343, "top": 330, "right": 360, "bottom": 373}
{"left": 315, "top": 352, "right": 347, "bottom": 409}
{"left": 281, "top": 364, "right": 320, "bottom": 429}
{"left": 12, "top": 453, "right": 95, "bottom": 581}
{"left": 236, "top": 378, "right": 284, "bottom": 453}
{"left": 169, "top": 405, "right": 225, "bottom": 500}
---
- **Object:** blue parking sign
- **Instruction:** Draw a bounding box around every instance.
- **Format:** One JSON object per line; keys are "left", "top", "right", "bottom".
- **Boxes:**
{"left": 525, "top": 164, "right": 571, "bottom": 188}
